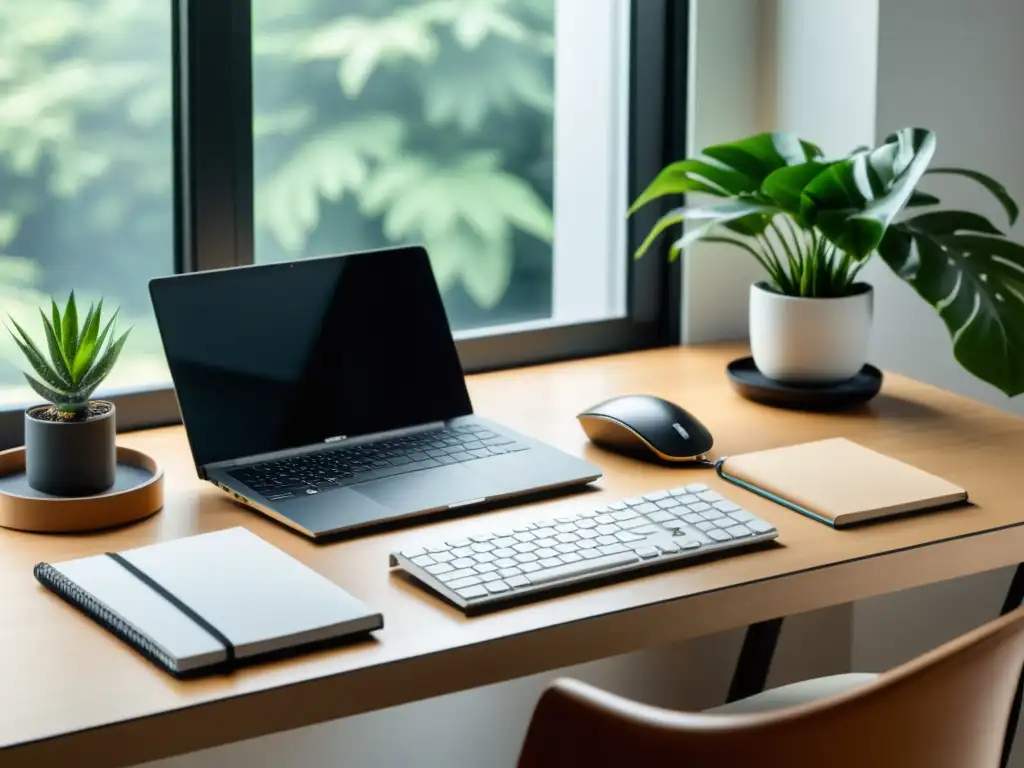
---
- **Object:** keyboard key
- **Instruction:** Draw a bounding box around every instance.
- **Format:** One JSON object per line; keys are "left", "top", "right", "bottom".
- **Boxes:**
{"left": 493, "top": 537, "right": 516, "bottom": 548}
{"left": 606, "top": 502, "right": 627, "bottom": 511}
{"left": 479, "top": 571, "right": 501, "bottom": 583}
{"left": 439, "top": 568, "right": 477, "bottom": 582}
{"left": 555, "top": 543, "right": 578, "bottom": 554}
{"left": 534, "top": 527, "right": 556, "bottom": 538}
{"left": 577, "top": 529, "right": 599, "bottom": 540}
{"left": 411, "top": 555, "right": 435, "bottom": 567}
{"left": 498, "top": 567, "right": 523, "bottom": 579}
{"left": 596, "top": 535, "right": 618, "bottom": 546}
{"left": 715, "top": 501, "right": 742, "bottom": 512}
{"left": 515, "top": 552, "right": 539, "bottom": 563}
{"left": 611, "top": 510, "right": 638, "bottom": 522}
{"left": 452, "top": 557, "right": 475, "bottom": 569}
{"left": 633, "top": 524, "right": 661, "bottom": 535}
{"left": 520, "top": 561, "right": 542, "bottom": 573}
{"left": 675, "top": 537, "right": 702, "bottom": 550}
{"left": 474, "top": 552, "right": 496, "bottom": 563}
{"left": 449, "top": 451, "right": 473, "bottom": 462}
{"left": 529, "top": 551, "right": 638, "bottom": 585}
{"left": 624, "top": 497, "right": 645, "bottom": 506}
{"left": 656, "top": 541, "right": 681, "bottom": 554}
{"left": 426, "top": 563, "right": 453, "bottom": 575}
{"left": 620, "top": 518, "right": 649, "bottom": 531}
{"left": 643, "top": 490, "right": 669, "bottom": 501}
{"left": 730, "top": 510, "right": 758, "bottom": 523}
{"left": 539, "top": 557, "right": 563, "bottom": 568}
{"left": 536, "top": 548, "right": 558, "bottom": 559}
{"left": 579, "top": 548, "right": 603, "bottom": 560}
{"left": 452, "top": 546, "right": 474, "bottom": 558}
{"left": 535, "top": 537, "right": 558, "bottom": 548}
{"left": 485, "top": 580, "right": 510, "bottom": 593}
{"left": 432, "top": 552, "right": 455, "bottom": 564}
{"left": 699, "top": 491, "right": 723, "bottom": 502}
{"left": 389, "top": 456, "right": 412, "bottom": 466}
{"left": 634, "top": 546, "right": 660, "bottom": 559}
{"left": 426, "top": 545, "right": 449, "bottom": 554}
{"left": 456, "top": 585, "right": 487, "bottom": 600}
{"left": 555, "top": 533, "right": 578, "bottom": 544}
{"left": 682, "top": 513, "right": 703, "bottom": 524}
{"left": 634, "top": 503, "right": 659, "bottom": 515}
{"left": 646, "top": 510, "right": 674, "bottom": 523}
{"left": 599, "top": 543, "right": 628, "bottom": 555}
{"left": 513, "top": 542, "right": 537, "bottom": 554}
{"left": 401, "top": 547, "right": 426, "bottom": 559}
{"left": 748, "top": 519, "right": 775, "bottom": 533}
{"left": 578, "top": 539, "right": 599, "bottom": 549}
{"left": 695, "top": 521, "right": 715, "bottom": 532}
{"left": 446, "top": 538, "right": 471, "bottom": 548}
{"left": 689, "top": 502, "right": 711, "bottom": 512}
{"left": 561, "top": 552, "right": 583, "bottom": 563}
{"left": 554, "top": 523, "right": 577, "bottom": 534}
{"left": 471, "top": 542, "right": 495, "bottom": 553}
{"left": 596, "top": 524, "right": 619, "bottom": 536}
{"left": 506, "top": 575, "right": 530, "bottom": 588}
{"left": 593, "top": 515, "right": 614, "bottom": 525}
{"left": 469, "top": 534, "right": 493, "bottom": 543}
{"left": 727, "top": 525, "right": 751, "bottom": 537}
{"left": 702, "top": 510, "right": 725, "bottom": 520}
{"left": 514, "top": 532, "right": 536, "bottom": 542}
{"left": 714, "top": 518, "right": 734, "bottom": 529}
{"left": 708, "top": 529, "right": 732, "bottom": 541}
{"left": 655, "top": 499, "right": 681, "bottom": 510}
{"left": 675, "top": 494, "right": 699, "bottom": 505}
{"left": 475, "top": 562, "right": 498, "bottom": 573}
{"left": 448, "top": 575, "right": 482, "bottom": 589}
{"left": 493, "top": 548, "right": 516, "bottom": 559}
{"left": 616, "top": 531, "right": 645, "bottom": 543}
{"left": 577, "top": 519, "right": 598, "bottom": 529}
{"left": 495, "top": 558, "right": 517, "bottom": 569}
{"left": 685, "top": 483, "right": 709, "bottom": 492}
{"left": 663, "top": 520, "right": 688, "bottom": 532}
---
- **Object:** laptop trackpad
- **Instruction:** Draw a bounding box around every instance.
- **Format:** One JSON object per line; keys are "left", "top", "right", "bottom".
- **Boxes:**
{"left": 354, "top": 464, "right": 491, "bottom": 513}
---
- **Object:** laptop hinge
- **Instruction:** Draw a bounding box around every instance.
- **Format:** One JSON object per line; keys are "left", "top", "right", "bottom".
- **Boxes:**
{"left": 204, "top": 420, "right": 449, "bottom": 473}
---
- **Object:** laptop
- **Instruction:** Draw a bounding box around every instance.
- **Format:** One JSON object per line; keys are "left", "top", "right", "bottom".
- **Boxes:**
{"left": 149, "top": 246, "right": 602, "bottom": 539}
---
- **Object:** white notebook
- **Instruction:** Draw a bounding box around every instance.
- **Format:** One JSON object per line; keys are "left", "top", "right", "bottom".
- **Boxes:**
{"left": 34, "top": 527, "right": 382, "bottom": 676}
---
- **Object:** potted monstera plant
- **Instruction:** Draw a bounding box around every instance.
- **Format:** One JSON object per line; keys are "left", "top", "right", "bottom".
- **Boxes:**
{"left": 5, "top": 293, "right": 131, "bottom": 496}
{"left": 630, "top": 127, "right": 1024, "bottom": 396}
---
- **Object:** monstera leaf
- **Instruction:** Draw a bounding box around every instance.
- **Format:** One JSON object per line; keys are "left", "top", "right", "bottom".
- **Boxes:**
{"left": 879, "top": 202, "right": 1024, "bottom": 396}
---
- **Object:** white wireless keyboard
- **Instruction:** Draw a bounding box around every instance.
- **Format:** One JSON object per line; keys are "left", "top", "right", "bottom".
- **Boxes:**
{"left": 389, "top": 483, "right": 778, "bottom": 612}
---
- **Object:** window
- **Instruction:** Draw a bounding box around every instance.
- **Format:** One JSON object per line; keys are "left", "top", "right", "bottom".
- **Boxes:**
{"left": 0, "top": 1, "right": 173, "bottom": 410}
{"left": 0, "top": 0, "right": 685, "bottom": 448}
{"left": 251, "top": 0, "right": 629, "bottom": 333}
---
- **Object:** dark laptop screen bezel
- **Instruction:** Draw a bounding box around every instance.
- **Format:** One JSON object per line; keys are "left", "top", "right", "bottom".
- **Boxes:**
{"left": 149, "top": 246, "right": 474, "bottom": 471}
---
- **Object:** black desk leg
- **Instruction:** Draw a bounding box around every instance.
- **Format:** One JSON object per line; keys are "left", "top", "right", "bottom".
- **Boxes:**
{"left": 727, "top": 617, "right": 784, "bottom": 703}
{"left": 1001, "top": 564, "right": 1024, "bottom": 768}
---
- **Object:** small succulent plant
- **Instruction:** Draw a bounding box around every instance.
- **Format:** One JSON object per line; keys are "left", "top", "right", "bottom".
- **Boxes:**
{"left": 5, "top": 292, "right": 131, "bottom": 420}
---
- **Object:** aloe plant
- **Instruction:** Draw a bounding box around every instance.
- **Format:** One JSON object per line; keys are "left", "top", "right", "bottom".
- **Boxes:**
{"left": 630, "top": 127, "right": 1024, "bottom": 397}
{"left": 4, "top": 292, "right": 131, "bottom": 419}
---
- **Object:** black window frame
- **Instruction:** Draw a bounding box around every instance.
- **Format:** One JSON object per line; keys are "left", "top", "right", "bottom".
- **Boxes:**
{"left": 0, "top": 0, "right": 687, "bottom": 450}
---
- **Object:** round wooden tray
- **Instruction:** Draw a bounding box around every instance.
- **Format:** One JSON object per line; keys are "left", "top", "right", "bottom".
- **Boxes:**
{"left": 0, "top": 445, "right": 164, "bottom": 533}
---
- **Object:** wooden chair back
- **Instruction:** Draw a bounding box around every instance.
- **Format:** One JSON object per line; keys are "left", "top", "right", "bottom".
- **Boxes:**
{"left": 517, "top": 606, "right": 1024, "bottom": 768}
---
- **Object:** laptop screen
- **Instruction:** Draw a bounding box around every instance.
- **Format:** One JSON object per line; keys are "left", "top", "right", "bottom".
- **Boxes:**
{"left": 150, "top": 247, "right": 473, "bottom": 469}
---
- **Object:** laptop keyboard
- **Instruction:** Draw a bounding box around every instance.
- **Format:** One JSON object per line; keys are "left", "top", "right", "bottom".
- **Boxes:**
{"left": 229, "top": 425, "right": 528, "bottom": 501}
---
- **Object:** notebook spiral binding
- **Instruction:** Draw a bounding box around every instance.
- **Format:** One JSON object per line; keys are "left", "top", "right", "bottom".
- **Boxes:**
{"left": 34, "top": 562, "right": 179, "bottom": 675}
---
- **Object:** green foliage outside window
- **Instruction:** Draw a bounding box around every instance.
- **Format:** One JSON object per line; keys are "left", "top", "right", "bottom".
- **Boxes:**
{"left": 0, "top": 0, "right": 557, "bottom": 399}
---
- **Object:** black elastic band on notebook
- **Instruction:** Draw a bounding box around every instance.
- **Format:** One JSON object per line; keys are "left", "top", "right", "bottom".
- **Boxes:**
{"left": 106, "top": 552, "right": 236, "bottom": 666}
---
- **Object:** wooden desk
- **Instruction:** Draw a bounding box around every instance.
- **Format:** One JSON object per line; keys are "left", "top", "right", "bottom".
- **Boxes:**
{"left": 3, "top": 343, "right": 1023, "bottom": 767}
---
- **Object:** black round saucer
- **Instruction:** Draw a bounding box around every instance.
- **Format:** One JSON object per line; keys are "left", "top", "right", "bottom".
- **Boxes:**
{"left": 726, "top": 357, "right": 883, "bottom": 411}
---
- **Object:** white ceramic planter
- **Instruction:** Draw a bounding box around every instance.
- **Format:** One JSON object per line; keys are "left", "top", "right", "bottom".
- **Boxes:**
{"left": 749, "top": 282, "right": 873, "bottom": 383}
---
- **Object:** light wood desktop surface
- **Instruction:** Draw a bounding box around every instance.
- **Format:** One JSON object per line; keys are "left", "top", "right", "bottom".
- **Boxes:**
{"left": 2, "top": 343, "right": 1023, "bottom": 767}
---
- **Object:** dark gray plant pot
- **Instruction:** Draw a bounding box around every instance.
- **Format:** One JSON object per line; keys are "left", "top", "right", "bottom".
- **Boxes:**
{"left": 24, "top": 402, "right": 116, "bottom": 497}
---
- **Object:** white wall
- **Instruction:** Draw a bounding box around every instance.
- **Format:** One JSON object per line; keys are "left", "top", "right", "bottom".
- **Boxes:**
{"left": 855, "top": 0, "right": 1024, "bottom": 763}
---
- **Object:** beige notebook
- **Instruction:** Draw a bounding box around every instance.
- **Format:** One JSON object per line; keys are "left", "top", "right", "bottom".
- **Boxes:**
{"left": 716, "top": 437, "right": 968, "bottom": 527}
